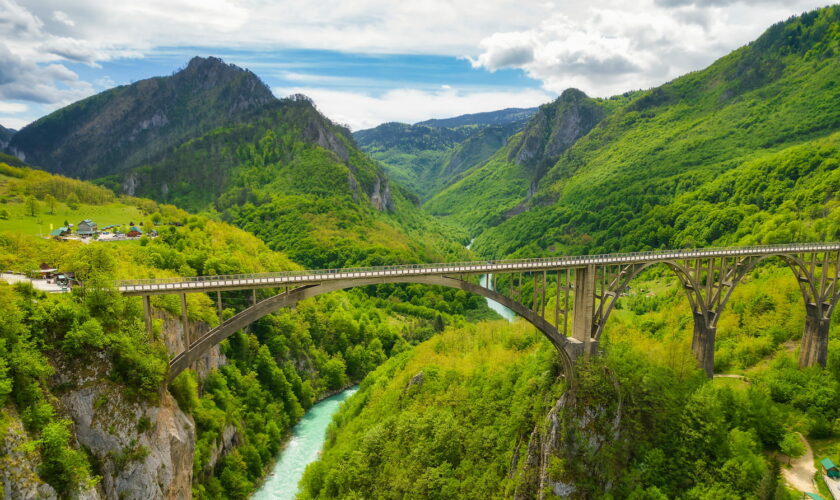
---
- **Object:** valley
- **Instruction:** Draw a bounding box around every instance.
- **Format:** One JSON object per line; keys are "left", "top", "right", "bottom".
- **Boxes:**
{"left": 0, "top": 4, "right": 838, "bottom": 500}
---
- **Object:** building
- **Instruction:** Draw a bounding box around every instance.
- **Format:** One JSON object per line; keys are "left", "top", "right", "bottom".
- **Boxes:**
{"left": 821, "top": 458, "right": 839, "bottom": 479}
{"left": 49, "top": 226, "right": 70, "bottom": 238}
{"left": 77, "top": 219, "right": 98, "bottom": 237}
{"left": 127, "top": 226, "right": 143, "bottom": 238}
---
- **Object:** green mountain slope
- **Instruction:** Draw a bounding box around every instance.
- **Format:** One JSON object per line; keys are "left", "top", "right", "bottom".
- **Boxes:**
{"left": 461, "top": 7, "right": 840, "bottom": 257}
{"left": 9, "top": 57, "right": 469, "bottom": 268}
{"left": 8, "top": 57, "right": 275, "bottom": 179}
{"left": 354, "top": 108, "right": 535, "bottom": 200}
{"left": 425, "top": 88, "right": 617, "bottom": 236}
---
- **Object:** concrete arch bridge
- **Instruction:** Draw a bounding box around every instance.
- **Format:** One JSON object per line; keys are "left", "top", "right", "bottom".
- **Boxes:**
{"left": 115, "top": 243, "right": 840, "bottom": 382}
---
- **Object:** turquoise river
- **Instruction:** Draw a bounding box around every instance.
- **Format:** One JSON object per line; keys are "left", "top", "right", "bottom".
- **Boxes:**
{"left": 252, "top": 387, "right": 358, "bottom": 499}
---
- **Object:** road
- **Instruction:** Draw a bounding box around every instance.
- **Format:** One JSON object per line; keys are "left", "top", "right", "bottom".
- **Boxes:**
{"left": 781, "top": 433, "right": 817, "bottom": 494}
{"left": 0, "top": 273, "right": 67, "bottom": 293}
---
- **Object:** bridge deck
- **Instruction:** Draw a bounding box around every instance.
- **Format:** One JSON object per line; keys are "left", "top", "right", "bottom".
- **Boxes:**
{"left": 116, "top": 243, "right": 840, "bottom": 296}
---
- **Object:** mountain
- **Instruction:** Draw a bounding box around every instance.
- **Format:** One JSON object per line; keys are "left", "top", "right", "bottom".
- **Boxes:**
{"left": 7, "top": 57, "right": 469, "bottom": 268}
{"left": 0, "top": 124, "right": 15, "bottom": 149}
{"left": 354, "top": 108, "right": 537, "bottom": 200}
{"left": 9, "top": 57, "right": 275, "bottom": 179}
{"left": 415, "top": 106, "right": 537, "bottom": 128}
{"left": 432, "top": 6, "right": 840, "bottom": 256}
{"left": 424, "top": 88, "right": 617, "bottom": 235}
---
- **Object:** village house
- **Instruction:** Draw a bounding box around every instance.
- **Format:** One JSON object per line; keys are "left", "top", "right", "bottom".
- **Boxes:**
{"left": 76, "top": 219, "right": 98, "bottom": 237}
{"left": 821, "top": 457, "right": 840, "bottom": 479}
{"left": 127, "top": 226, "right": 143, "bottom": 238}
{"left": 49, "top": 226, "right": 70, "bottom": 238}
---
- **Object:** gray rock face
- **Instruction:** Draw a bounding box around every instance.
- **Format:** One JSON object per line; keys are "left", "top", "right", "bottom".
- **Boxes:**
{"left": 509, "top": 88, "right": 606, "bottom": 171}
{"left": 303, "top": 116, "right": 349, "bottom": 162}
{"left": 0, "top": 409, "right": 59, "bottom": 500}
{"left": 54, "top": 354, "right": 195, "bottom": 500}
{"left": 369, "top": 176, "right": 395, "bottom": 212}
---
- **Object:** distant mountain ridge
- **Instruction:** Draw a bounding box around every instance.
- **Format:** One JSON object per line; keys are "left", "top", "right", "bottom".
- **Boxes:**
{"left": 354, "top": 107, "right": 538, "bottom": 199}
{"left": 415, "top": 107, "right": 537, "bottom": 128}
{"left": 9, "top": 57, "right": 275, "bottom": 179}
{"left": 423, "top": 88, "right": 616, "bottom": 233}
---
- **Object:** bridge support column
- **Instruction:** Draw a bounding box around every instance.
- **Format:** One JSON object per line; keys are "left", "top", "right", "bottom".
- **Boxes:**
{"left": 180, "top": 293, "right": 189, "bottom": 349}
{"left": 800, "top": 304, "right": 831, "bottom": 368}
{"left": 216, "top": 291, "right": 223, "bottom": 320}
{"left": 573, "top": 265, "right": 596, "bottom": 356}
{"left": 690, "top": 313, "right": 716, "bottom": 378}
{"left": 142, "top": 295, "right": 152, "bottom": 337}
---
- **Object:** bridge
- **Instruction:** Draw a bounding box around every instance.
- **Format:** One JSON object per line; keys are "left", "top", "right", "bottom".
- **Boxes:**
{"left": 116, "top": 242, "right": 840, "bottom": 382}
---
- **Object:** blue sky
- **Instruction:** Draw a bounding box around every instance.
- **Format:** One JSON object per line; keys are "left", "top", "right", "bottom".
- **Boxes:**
{"left": 0, "top": 0, "right": 831, "bottom": 130}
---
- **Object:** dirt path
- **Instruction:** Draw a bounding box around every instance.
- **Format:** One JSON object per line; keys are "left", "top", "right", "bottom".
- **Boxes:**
{"left": 782, "top": 432, "right": 817, "bottom": 493}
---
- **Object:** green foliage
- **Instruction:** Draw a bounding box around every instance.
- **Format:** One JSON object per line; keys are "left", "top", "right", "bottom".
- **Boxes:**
{"left": 437, "top": 7, "right": 840, "bottom": 257}
{"left": 299, "top": 321, "right": 565, "bottom": 499}
{"left": 170, "top": 371, "right": 200, "bottom": 414}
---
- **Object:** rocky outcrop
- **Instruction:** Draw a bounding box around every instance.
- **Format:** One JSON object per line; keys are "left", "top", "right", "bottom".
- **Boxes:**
{"left": 302, "top": 113, "right": 349, "bottom": 163}
{"left": 514, "top": 371, "right": 623, "bottom": 499}
{"left": 52, "top": 353, "right": 195, "bottom": 500}
{"left": 0, "top": 409, "right": 59, "bottom": 500}
{"left": 509, "top": 88, "right": 607, "bottom": 176}
{"left": 369, "top": 176, "right": 395, "bottom": 212}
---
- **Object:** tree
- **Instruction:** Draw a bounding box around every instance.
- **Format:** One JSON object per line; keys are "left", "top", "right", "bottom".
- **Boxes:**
{"left": 25, "top": 195, "right": 39, "bottom": 216}
{"left": 66, "top": 193, "right": 80, "bottom": 211}
{"left": 44, "top": 194, "right": 57, "bottom": 215}
{"left": 779, "top": 432, "right": 805, "bottom": 465}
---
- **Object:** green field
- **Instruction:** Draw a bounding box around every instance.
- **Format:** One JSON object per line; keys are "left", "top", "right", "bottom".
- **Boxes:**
{"left": 0, "top": 201, "right": 145, "bottom": 237}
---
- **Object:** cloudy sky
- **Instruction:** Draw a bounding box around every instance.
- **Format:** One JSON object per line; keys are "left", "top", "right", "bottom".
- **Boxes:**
{"left": 0, "top": 0, "right": 832, "bottom": 130}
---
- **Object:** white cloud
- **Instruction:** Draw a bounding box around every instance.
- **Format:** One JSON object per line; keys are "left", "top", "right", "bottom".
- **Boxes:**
{"left": 51, "top": 10, "right": 75, "bottom": 27}
{"left": 0, "top": 116, "right": 30, "bottom": 129}
{"left": 272, "top": 86, "right": 554, "bottom": 130}
{"left": 0, "top": 0, "right": 833, "bottom": 127}
{"left": 472, "top": 0, "right": 828, "bottom": 96}
{"left": 0, "top": 42, "right": 93, "bottom": 104}
{"left": 0, "top": 101, "right": 27, "bottom": 113}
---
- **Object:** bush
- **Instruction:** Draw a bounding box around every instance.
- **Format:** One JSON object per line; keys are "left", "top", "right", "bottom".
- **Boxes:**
{"left": 170, "top": 371, "right": 200, "bottom": 414}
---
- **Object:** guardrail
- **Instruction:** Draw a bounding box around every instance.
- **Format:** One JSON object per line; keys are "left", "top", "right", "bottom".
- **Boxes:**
{"left": 115, "top": 242, "right": 840, "bottom": 293}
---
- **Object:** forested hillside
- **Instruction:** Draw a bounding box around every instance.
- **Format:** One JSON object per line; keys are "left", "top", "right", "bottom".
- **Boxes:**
{"left": 465, "top": 6, "right": 840, "bottom": 257}
{"left": 425, "top": 89, "right": 621, "bottom": 235}
{"left": 354, "top": 108, "right": 535, "bottom": 200}
{"left": 8, "top": 57, "right": 274, "bottom": 180}
{"left": 0, "top": 160, "right": 495, "bottom": 498}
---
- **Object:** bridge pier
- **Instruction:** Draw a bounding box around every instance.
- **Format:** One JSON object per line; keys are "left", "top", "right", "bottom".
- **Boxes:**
{"left": 691, "top": 313, "right": 716, "bottom": 378}
{"left": 800, "top": 304, "right": 830, "bottom": 368}
{"left": 142, "top": 295, "right": 152, "bottom": 337}
{"left": 180, "top": 293, "right": 189, "bottom": 349}
{"left": 572, "top": 265, "right": 596, "bottom": 356}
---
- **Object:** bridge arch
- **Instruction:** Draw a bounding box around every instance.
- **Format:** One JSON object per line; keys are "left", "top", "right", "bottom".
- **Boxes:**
{"left": 589, "top": 251, "right": 839, "bottom": 374}
{"left": 168, "top": 275, "right": 581, "bottom": 382}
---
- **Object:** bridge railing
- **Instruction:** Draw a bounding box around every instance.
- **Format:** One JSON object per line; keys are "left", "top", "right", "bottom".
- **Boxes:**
{"left": 114, "top": 242, "right": 840, "bottom": 290}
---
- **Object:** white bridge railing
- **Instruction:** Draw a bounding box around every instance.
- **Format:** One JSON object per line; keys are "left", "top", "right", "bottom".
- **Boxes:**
{"left": 115, "top": 242, "right": 840, "bottom": 295}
